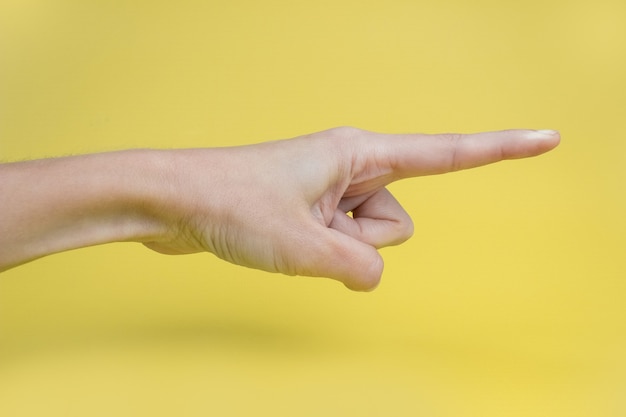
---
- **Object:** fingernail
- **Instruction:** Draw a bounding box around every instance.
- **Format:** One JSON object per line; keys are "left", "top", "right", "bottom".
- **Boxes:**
{"left": 527, "top": 129, "right": 559, "bottom": 139}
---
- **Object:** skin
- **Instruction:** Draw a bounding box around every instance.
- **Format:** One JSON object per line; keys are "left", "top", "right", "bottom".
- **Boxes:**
{"left": 0, "top": 127, "right": 560, "bottom": 291}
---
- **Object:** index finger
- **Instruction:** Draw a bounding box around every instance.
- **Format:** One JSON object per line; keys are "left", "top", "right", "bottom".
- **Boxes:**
{"left": 375, "top": 129, "right": 561, "bottom": 178}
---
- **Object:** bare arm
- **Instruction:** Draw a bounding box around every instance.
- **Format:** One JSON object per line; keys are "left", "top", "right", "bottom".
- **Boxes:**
{"left": 0, "top": 150, "right": 170, "bottom": 270}
{"left": 0, "top": 127, "right": 560, "bottom": 290}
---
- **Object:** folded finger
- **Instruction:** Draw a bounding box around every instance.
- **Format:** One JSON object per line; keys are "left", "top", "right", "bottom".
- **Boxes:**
{"left": 329, "top": 188, "right": 414, "bottom": 248}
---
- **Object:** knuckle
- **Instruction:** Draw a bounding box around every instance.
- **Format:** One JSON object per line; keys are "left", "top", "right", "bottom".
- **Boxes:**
{"left": 439, "top": 133, "right": 464, "bottom": 171}
{"left": 327, "top": 126, "right": 364, "bottom": 139}
{"left": 402, "top": 217, "right": 415, "bottom": 241}
{"left": 393, "top": 216, "right": 414, "bottom": 244}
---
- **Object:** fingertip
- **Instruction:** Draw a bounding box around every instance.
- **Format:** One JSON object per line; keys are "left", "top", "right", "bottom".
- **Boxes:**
{"left": 342, "top": 253, "right": 384, "bottom": 292}
{"left": 522, "top": 129, "right": 561, "bottom": 155}
{"left": 344, "top": 279, "right": 381, "bottom": 292}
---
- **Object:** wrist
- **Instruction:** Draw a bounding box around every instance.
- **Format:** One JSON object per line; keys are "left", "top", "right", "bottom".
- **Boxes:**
{"left": 101, "top": 149, "right": 177, "bottom": 245}
{"left": 138, "top": 147, "right": 226, "bottom": 255}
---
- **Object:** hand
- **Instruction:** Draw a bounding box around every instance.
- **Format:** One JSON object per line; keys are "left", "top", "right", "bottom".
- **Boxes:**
{"left": 143, "top": 127, "right": 560, "bottom": 291}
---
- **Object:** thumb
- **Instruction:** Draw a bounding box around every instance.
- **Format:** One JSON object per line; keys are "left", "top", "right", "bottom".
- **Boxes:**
{"left": 295, "top": 224, "right": 384, "bottom": 291}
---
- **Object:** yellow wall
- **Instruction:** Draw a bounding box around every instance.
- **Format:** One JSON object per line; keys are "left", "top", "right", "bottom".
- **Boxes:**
{"left": 1, "top": 1, "right": 625, "bottom": 416}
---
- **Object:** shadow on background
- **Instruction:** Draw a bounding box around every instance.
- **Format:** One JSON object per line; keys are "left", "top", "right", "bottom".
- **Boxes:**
{"left": 0, "top": 316, "right": 322, "bottom": 369}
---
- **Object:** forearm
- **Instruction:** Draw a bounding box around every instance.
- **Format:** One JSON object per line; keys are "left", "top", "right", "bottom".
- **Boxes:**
{"left": 0, "top": 150, "right": 170, "bottom": 271}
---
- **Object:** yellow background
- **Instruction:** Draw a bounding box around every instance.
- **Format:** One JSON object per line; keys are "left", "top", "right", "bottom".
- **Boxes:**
{"left": 1, "top": 0, "right": 625, "bottom": 416}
